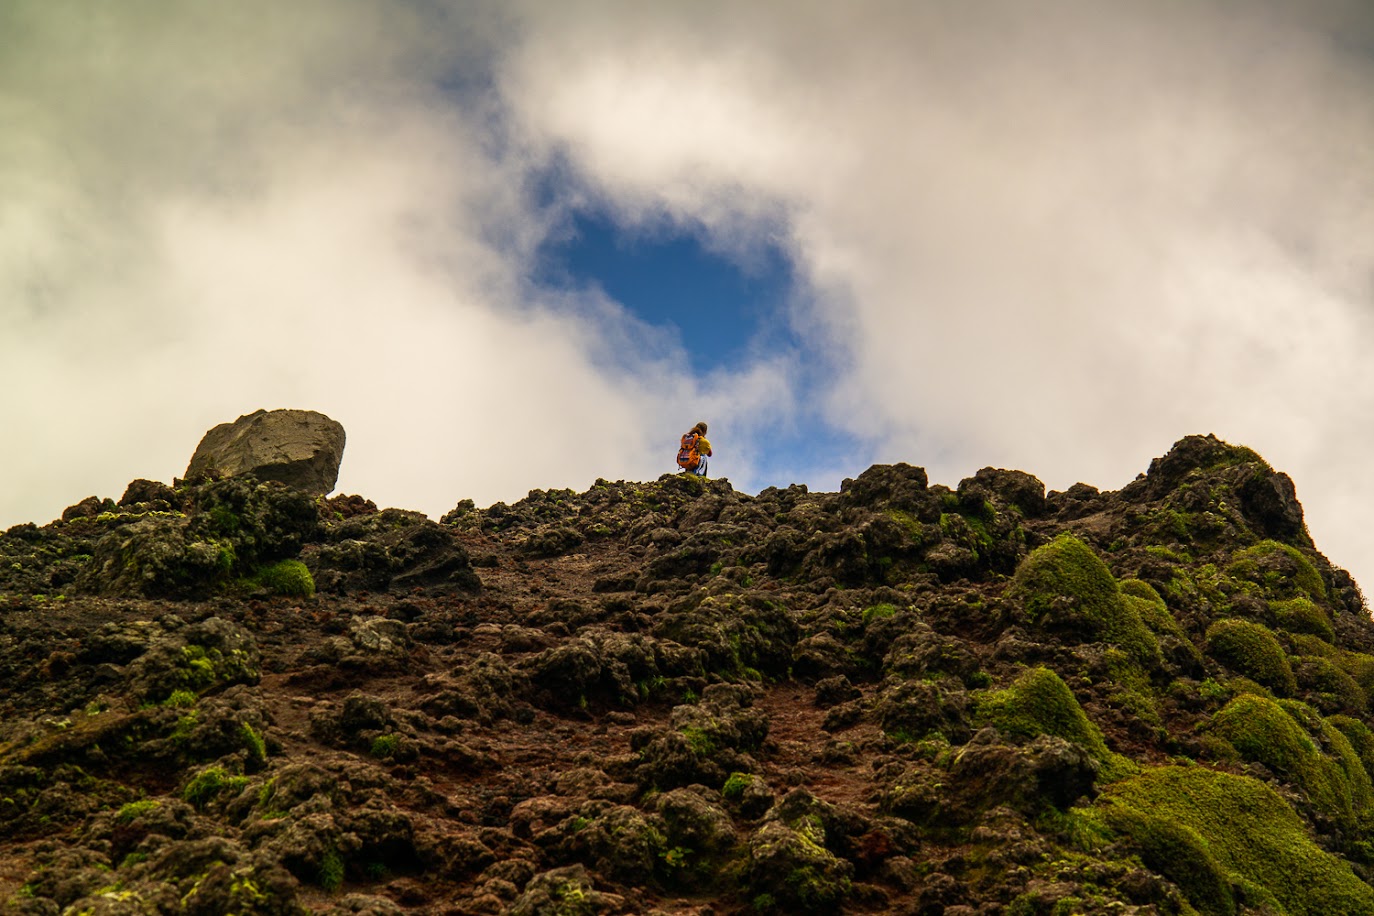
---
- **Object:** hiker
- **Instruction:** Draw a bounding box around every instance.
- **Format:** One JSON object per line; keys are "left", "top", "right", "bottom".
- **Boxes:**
{"left": 677, "top": 422, "right": 713, "bottom": 477}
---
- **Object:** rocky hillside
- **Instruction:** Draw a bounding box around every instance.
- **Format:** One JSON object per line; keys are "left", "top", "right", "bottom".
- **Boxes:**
{"left": 1, "top": 434, "right": 1371, "bottom": 916}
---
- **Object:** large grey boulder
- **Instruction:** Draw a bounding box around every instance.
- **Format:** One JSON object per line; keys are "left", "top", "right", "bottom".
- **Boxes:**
{"left": 185, "top": 409, "right": 345, "bottom": 495}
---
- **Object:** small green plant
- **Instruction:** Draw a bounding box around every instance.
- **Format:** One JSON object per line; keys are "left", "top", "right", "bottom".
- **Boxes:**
{"left": 722, "top": 772, "right": 753, "bottom": 800}
{"left": 162, "top": 690, "right": 197, "bottom": 708}
{"left": 182, "top": 766, "right": 248, "bottom": 809}
{"left": 862, "top": 603, "right": 898, "bottom": 625}
{"left": 370, "top": 734, "right": 401, "bottom": 758}
{"left": 116, "top": 799, "right": 158, "bottom": 823}
{"left": 240, "top": 722, "right": 267, "bottom": 765}
{"left": 170, "top": 712, "right": 199, "bottom": 743}
{"left": 319, "top": 849, "right": 345, "bottom": 891}
{"left": 965, "top": 670, "right": 992, "bottom": 689}
{"left": 680, "top": 726, "right": 716, "bottom": 755}
{"left": 660, "top": 846, "right": 692, "bottom": 869}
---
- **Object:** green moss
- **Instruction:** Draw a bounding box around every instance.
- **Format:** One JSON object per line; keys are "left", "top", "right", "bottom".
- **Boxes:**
{"left": 722, "top": 772, "right": 752, "bottom": 800}
{"left": 115, "top": 799, "right": 158, "bottom": 823}
{"left": 1329, "top": 715, "right": 1374, "bottom": 781}
{"left": 1119, "top": 579, "right": 1185, "bottom": 639}
{"left": 181, "top": 646, "right": 218, "bottom": 690}
{"left": 680, "top": 726, "right": 717, "bottom": 756}
{"left": 239, "top": 722, "right": 267, "bottom": 765}
{"left": 1095, "top": 765, "right": 1374, "bottom": 916}
{"left": 975, "top": 666, "right": 1133, "bottom": 780}
{"left": 1341, "top": 653, "right": 1374, "bottom": 696}
{"left": 1008, "top": 534, "right": 1159, "bottom": 665}
{"left": 1101, "top": 648, "right": 1161, "bottom": 727}
{"left": 319, "top": 848, "right": 344, "bottom": 891}
{"left": 253, "top": 559, "right": 315, "bottom": 598}
{"left": 170, "top": 712, "right": 198, "bottom": 743}
{"left": 885, "top": 509, "right": 925, "bottom": 543}
{"left": 1289, "top": 632, "right": 1339, "bottom": 659}
{"left": 1295, "top": 656, "right": 1366, "bottom": 714}
{"left": 1229, "top": 540, "right": 1326, "bottom": 601}
{"left": 862, "top": 603, "right": 898, "bottom": 625}
{"left": 1098, "top": 799, "right": 1235, "bottom": 915}
{"left": 369, "top": 734, "right": 401, "bottom": 759}
{"left": 1272, "top": 596, "right": 1335, "bottom": 642}
{"left": 1204, "top": 619, "right": 1295, "bottom": 695}
{"left": 182, "top": 765, "right": 249, "bottom": 809}
{"left": 162, "top": 689, "right": 197, "bottom": 709}
{"left": 1210, "top": 694, "right": 1370, "bottom": 831}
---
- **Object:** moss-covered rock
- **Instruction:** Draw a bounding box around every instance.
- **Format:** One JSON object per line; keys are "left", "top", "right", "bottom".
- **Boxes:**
{"left": 1294, "top": 655, "right": 1366, "bottom": 714}
{"left": 253, "top": 558, "right": 315, "bottom": 598}
{"left": 1272, "top": 595, "right": 1335, "bottom": 642}
{"left": 745, "top": 819, "right": 853, "bottom": 913}
{"left": 974, "top": 666, "right": 1131, "bottom": 780}
{"left": 1008, "top": 534, "right": 1159, "bottom": 665}
{"left": 75, "top": 478, "right": 320, "bottom": 598}
{"left": 653, "top": 788, "right": 739, "bottom": 888}
{"left": 1210, "top": 694, "right": 1373, "bottom": 833}
{"left": 651, "top": 592, "right": 798, "bottom": 680}
{"left": 1330, "top": 715, "right": 1374, "bottom": 791}
{"left": 1098, "top": 801, "right": 1235, "bottom": 916}
{"left": 1228, "top": 540, "right": 1327, "bottom": 602}
{"left": 1096, "top": 765, "right": 1374, "bottom": 916}
{"left": 127, "top": 618, "right": 262, "bottom": 704}
{"left": 1204, "top": 619, "right": 1296, "bottom": 695}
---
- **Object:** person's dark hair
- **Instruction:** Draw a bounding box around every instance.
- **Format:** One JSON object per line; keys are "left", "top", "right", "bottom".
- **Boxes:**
{"left": 692, "top": 421, "right": 708, "bottom": 435}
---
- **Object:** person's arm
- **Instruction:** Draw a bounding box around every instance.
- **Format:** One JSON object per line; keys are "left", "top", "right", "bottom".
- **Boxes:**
{"left": 700, "top": 436, "right": 712, "bottom": 456}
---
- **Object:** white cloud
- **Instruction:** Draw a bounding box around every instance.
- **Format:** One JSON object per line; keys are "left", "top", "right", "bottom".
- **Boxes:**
{"left": 499, "top": 0, "right": 1374, "bottom": 586}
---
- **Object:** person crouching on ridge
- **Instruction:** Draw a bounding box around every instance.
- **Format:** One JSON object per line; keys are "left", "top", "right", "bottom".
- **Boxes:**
{"left": 677, "top": 422, "right": 713, "bottom": 477}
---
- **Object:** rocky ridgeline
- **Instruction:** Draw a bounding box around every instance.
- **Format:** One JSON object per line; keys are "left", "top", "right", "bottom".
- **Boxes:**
{"left": 1, "top": 434, "right": 1371, "bottom": 915}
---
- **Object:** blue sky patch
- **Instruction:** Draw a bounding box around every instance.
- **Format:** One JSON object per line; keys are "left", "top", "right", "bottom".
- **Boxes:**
{"left": 534, "top": 208, "right": 796, "bottom": 374}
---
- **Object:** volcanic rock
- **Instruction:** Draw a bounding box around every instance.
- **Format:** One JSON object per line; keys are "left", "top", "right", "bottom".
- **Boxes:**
{"left": 4, "top": 432, "right": 1374, "bottom": 916}
{"left": 185, "top": 408, "right": 346, "bottom": 495}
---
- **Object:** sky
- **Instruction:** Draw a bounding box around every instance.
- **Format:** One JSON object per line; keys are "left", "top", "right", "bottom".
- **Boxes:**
{"left": 2, "top": 1, "right": 1372, "bottom": 594}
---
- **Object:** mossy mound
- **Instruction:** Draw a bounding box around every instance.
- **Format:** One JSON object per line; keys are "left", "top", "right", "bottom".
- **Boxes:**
{"left": 1097, "top": 801, "right": 1235, "bottom": 916}
{"left": 1294, "top": 655, "right": 1366, "bottom": 714}
{"left": 1228, "top": 540, "right": 1327, "bottom": 601}
{"left": 1096, "top": 765, "right": 1374, "bottom": 916}
{"left": 1272, "top": 596, "right": 1335, "bottom": 642}
{"left": 974, "top": 666, "right": 1131, "bottom": 780}
{"left": 253, "top": 559, "right": 315, "bottom": 598}
{"left": 1330, "top": 715, "right": 1374, "bottom": 781}
{"left": 1210, "top": 694, "right": 1373, "bottom": 833}
{"left": 1008, "top": 534, "right": 1159, "bottom": 665}
{"left": 1119, "top": 578, "right": 1185, "bottom": 638}
{"left": 1204, "top": 619, "right": 1296, "bottom": 695}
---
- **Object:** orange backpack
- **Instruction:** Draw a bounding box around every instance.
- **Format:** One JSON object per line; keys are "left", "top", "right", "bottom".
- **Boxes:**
{"left": 676, "top": 432, "right": 701, "bottom": 471}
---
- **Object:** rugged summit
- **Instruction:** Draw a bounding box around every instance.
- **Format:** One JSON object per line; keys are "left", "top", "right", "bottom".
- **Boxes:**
{"left": 0, "top": 434, "right": 1371, "bottom": 915}
{"left": 185, "top": 409, "right": 346, "bottom": 496}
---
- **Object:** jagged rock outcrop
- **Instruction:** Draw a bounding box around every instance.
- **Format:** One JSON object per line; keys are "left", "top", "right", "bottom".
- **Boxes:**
{"left": 185, "top": 408, "right": 346, "bottom": 495}
{"left": 0, "top": 433, "right": 1371, "bottom": 915}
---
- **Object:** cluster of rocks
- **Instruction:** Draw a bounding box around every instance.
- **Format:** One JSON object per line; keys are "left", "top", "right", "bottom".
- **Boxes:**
{"left": 1, "top": 421, "right": 1372, "bottom": 914}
